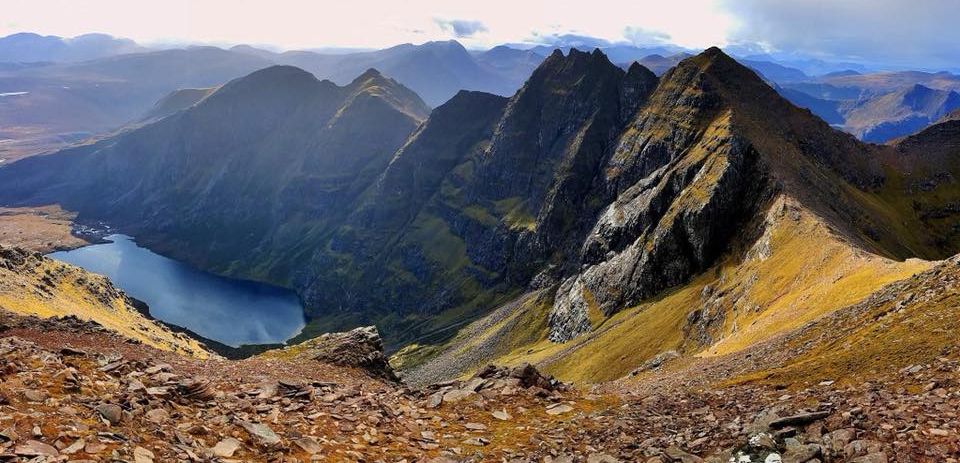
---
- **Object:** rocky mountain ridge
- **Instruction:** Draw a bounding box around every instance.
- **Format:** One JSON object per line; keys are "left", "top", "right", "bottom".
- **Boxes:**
{"left": 395, "top": 48, "right": 960, "bottom": 381}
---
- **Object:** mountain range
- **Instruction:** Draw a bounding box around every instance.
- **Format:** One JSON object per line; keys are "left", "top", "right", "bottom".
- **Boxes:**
{"left": 2, "top": 38, "right": 960, "bottom": 460}
{"left": 231, "top": 40, "right": 541, "bottom": 107}
{"left": 4, "top": 46, "right": 960, "bottom": 366}
{"left": 778, "top": 75, "right": 960, "bottom": 142}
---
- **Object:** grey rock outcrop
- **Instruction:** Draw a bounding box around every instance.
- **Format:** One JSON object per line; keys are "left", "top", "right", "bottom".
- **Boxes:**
{"left": 308, "top": 326, "right": 398, "bottom": 381}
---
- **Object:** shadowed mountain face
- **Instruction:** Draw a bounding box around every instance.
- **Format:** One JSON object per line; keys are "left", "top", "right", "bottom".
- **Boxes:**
{"left": 295, "top": 50, "right": 659, "bottom": 338}
{"left": 140, "top": 87, "right": 216, "bottom": 121}
{"left": 4, "top": 48, "right": 960, "bottom": 350}
{"left": 0, "top": 66, "right": 429, "bottom": 284}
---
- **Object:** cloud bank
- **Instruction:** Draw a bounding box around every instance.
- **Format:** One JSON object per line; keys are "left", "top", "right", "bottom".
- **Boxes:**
{"left": 434, "top": 19, "right": 488, "bottom": 38}
{"left": 722, "top": 0, "right": 960, "bottom": 70}
{"left": 1, "top": 0, "right": 956, "bottom": 70}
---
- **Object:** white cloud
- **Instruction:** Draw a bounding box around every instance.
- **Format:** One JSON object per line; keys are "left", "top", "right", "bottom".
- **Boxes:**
{"left": 434, "top": 19, "right": 488, "bottom": 38}
{"left": 0, "top": 0, "right": 734, "bottom": 50}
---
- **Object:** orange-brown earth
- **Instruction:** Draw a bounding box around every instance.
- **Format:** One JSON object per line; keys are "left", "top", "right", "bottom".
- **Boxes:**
{"left": 1, "top": 284, "right": 958, "bottom": 463}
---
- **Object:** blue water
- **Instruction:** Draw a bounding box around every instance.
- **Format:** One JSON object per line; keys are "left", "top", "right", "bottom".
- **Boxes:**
{"left": 49, "top": 234, "right": 305, "bottom": 347}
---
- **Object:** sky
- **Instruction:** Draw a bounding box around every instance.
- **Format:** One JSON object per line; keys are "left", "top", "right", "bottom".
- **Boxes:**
{"left": 1, "top": 0, "right": 957, "bottom": 69}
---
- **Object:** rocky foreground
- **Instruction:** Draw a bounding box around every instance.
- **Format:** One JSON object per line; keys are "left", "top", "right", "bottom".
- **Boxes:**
{"left": 0, "top": 310, "right": 956, "bottom": 462}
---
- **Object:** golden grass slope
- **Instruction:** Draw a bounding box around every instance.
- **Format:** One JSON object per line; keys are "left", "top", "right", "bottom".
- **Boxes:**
{"left": 404, "top": 195, "right": 933, "bottom": 385}
{"left": 726, "top": 254, "right": 960, "bottom": 388}
{"left": 0, "top": 248, "right": 212, "bottom": 358}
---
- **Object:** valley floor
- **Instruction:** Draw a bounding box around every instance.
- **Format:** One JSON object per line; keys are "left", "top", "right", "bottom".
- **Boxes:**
{"left": 0, "top": 206, "right": 88, "bottom": 254}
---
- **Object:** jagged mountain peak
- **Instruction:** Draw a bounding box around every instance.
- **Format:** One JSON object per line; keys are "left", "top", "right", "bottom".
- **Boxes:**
{"left": 518, "top": 46, "right": 625, "bottom": 97}
{"left": 645, "top": 46, "right": 878, "bottom": 185}
{"left": 542, "top": 46, "right": 614, "bottom": 67}
{"left": 207, "top": 64, "right": 429, "bottom": 122}
{"left": 670, "top": 46, "right": 775, "bottom": 98}
{"left": 544, "top": 46, "right": 954, "bottom": 343}
{"left": 625, "top": 60, "right": 656, "bottom": 78}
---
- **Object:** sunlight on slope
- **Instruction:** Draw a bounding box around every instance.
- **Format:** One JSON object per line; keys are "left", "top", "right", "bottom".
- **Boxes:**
{"left": 0, "top": 254, "right": 211, "bottom": 358}
{"left": 728, "top": 256, "right": 960, "bottom": 387}
{"left": 462, "top": 195, "right": 931, "bottom": 384}
{"left": 702, "top": 196, "right": 931, "bottom": 357}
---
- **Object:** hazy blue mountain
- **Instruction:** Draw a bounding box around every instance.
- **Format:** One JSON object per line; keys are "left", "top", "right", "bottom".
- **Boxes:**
{"left": 233, "top": 40, "right": 527, "bottom": 106}
{"left": 741, "top": 59, "right": 809, "bottom": 83}
{"left": 779, "top": 72, "right": 960, "bottom": 142}
{"left": 775, "top": 86, "right": 844, "bottom": 125}
{"left": 474, "top": 46, "right": 547, "bottom": 83}
{"left": 0, "top": 32, "right": 145, "bottom": 63}
{"left": 0, "top": 46, "right": 273, "bottom": 159}
{"left": 842, "top": 84, "right": 960, "bottom": 142}
{"left": 632, "top": 53, "right": 691, "bottom": 75}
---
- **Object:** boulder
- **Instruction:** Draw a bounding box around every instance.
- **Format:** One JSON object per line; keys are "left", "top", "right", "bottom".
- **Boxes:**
{"left": 308, "top": 326, "right": 398, "bottom": 381}
{"left": 95, "top": 404, "right": 123, "bottom": 425}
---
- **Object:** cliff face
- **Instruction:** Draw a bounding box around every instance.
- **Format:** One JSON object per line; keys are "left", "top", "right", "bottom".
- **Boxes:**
{"left": 545, "top": 49, "right": 960, "bottom": 342}
{"left": 295, "top": 49, "right": 660, "bottom": 341}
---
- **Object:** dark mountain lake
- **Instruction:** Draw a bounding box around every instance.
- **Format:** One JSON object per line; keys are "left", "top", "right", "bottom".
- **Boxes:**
{"left": 49, "top": 234, "right": 305, "bottom": 347}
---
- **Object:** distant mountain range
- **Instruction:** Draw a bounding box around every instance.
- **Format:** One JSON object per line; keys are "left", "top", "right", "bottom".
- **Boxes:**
{"left": 0, "top": 46, "right": 274, "bottom": 160}
{"left": 3, "top": 30, "right": 960, "bottom": 161}
{"left": 0, "top": 32, "right": 144, "bottom": 63}
{"left": 229, "top": 40, "right": 540, "bottom": 107}
{"left": 776, "top": 72, "right": 960, "bottom": 142}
